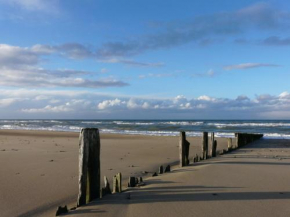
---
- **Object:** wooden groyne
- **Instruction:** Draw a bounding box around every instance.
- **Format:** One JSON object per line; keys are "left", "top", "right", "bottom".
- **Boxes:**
{"left": 235, "top": 133, "right": 264, "bottom": 148}
{"left": 55, "top": 129, "right": 263, "bottom": 216}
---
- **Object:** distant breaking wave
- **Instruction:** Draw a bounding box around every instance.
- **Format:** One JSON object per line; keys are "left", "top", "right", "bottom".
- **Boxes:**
{"left": 0, "top": 119, "right": 290, "bottom": 139}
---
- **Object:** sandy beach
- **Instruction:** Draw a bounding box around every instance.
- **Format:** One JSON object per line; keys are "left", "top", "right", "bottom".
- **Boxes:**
{"left": 66, "top": 138, "right": 290, "bottom": 217}
{"left": 2, "top": 129, "right": 290, "bottom": 217}
{"left": 0, "top": 130, "right": 229, "bottom": 217}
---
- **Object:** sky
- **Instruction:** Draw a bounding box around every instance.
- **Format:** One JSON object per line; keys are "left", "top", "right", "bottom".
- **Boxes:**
{"left": 0, "top": 0, "right": 290, "bottom": 119}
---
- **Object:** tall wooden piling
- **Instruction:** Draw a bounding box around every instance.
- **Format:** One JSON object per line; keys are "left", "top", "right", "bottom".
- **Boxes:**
{"left": 179, "top": 131, "right": 190, "bottom": 167}
{"left": 202, "top": 132, "right": 208, "bottom": 160}
{"left": 227, "top": 138, "right": 232, "bottom": 150}
{"left": 77, "top": 128, "right": 101, "bottom": 207}
{"left": 212, "top": 140, "right": 217, "bottom": 157}
{"left": 210, "top": 132, "right": 215, "bottom": 157}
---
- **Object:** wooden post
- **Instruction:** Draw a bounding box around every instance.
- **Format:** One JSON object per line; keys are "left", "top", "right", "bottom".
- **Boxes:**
{"left": 210, "top": 132, "right": 215, "bottom": 157}
{"left": 113, "top": 173, "right": 122, "bottom": 192}
{"left": 77, "top": 128, "right": 101, "bottom": 207}
{"left": 179, "top": 131, "right": 190, "bottom": 167}
{"left": 128, "top": 176, "right": 136, "bottom": 187}
{"left": 227, "top": 138, "right": 232, "bottom": 150}
{"left": 117, "top": 173, "right": 122, "bottom": 193}
{"left": 212, "top": 140, "right": 217, "bottom": 157}
{"left": 202, "top": 132, "right": 208, "bottom": 160}
{"left": 164, "top": 165, "right": 171, "bottom": 172}
{"left": 235, "top": 133, "right": 239, "bottom": 148}
{"left": 159, "top": 165, "right": 164, "bottom": 174}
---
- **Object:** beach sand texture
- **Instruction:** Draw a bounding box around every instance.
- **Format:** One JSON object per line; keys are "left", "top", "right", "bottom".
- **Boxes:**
{"left": 65, "top": 138, "right": 290, "bottom": 217}
{"left": 0, "top": 130, "right": 229, "bottom": 217}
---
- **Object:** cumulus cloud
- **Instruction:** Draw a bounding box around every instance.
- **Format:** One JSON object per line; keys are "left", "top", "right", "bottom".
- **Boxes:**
{"left": 1, "top": 89, "right": 290, "bottom": 119}
{"left": 98, "top": 98, "right": 124, "bottom": 110}
{"left": 223, "top": 63, "right": 280, "bottom": 70}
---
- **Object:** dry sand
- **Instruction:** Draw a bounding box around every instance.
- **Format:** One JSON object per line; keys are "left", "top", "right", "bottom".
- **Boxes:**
{"left": 65, "top": 138, "right": 290, "bottom": 217}
{"left": 0, "top": 130, "right": 229, "bottom": 217}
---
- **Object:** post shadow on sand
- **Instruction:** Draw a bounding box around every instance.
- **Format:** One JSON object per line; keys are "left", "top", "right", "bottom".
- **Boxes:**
{"left": 244, "top": 139, "right": 290, "bottom": 149}
{"left": 64, "top": 184, "right": 290, "bottom": 216}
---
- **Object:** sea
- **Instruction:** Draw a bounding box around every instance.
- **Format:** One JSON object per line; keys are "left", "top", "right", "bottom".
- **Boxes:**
{"left": 0, "top": 119, "right": 290, "bottom": 139}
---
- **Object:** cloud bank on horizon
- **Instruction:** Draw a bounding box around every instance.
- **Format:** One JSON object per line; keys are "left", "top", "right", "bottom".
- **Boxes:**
{"left": 0, "top": 0, "right": 289, "bottom": 119}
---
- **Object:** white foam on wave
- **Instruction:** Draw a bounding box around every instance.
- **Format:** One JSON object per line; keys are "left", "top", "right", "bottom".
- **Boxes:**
{"left": 81, "top": 121, "right": 103, "bottom": 124}
{"left": 264, "top": 133, "right": 290, "bottom": 139}
{"left": 161, "top": 121, "right": 204, "bottom": 126}
{"left": 112, "top": 121, "right": 155, "bottom": 125}
{"left": 208, "top": 122, "right": 290, "bottom": 128}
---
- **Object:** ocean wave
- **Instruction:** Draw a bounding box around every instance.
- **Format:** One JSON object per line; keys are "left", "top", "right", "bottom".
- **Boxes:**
{"left": 161, "top": 121, "right": 204, "bottom": 126}
{"left": 207, "top": 123, "right": 290, "bottom": 128}
{"left": 81, "top": 121, "right": 103, "bottom": 124}
{"left": 264, "top": 133, "right": 290, "bottom": 139}
{"left": 112, "top": 121, "right": 155, "bottom": 125}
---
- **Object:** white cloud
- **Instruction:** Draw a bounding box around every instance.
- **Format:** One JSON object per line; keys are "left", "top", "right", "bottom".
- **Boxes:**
{"left": 279, "top": 91, "right": 290, "bottom": 98}
{"left": 98, "top": 98, "right": 123, "bottom": 110}
{"left": 1, "top": 88, "right": 290, "bottom": 119}
{"left": 127, "top": 98, "right": 139, "bottom": 109}
{"left": 22, "top": 105, "right": 73, "bottom": 113}
{"left": 197, "top": 95, "right": 214, "bottom": 101}
{"left": 142, "top": 102, "right": 150, "bottom": 109}
{"left": 0, "top": 44, "right": 128, "bottom": 88}
{"left": 0, "top": 98, "right": 17, "bottom": 107}
{"left": 224, "top": 63, "right": 280, "bottom": 70}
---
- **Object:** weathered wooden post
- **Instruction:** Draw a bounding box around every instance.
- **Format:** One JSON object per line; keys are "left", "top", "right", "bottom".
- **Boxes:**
{"left": 210, "top": 132, "right": 215, "bottom": 157}
{"left": 102, "top": 176, "right": 112, "bottom": 196}
{"left": 235, "top": 133, "right": 239, "bottom": 148}
{"left": 179, "top": 131, "right": 190, "bottom": 167}
{"left": 164, "top": 165, "right": 171, "bottom": 172}
{"left": 113, "top": 173, "right": 122, "bottom": 193}
{"left": 128, "top": 176, "right": 136, "bottom": 187}
{"left": 212, "top": 140, "right": 217, "bottom": 157}
{"left": 227, "top": 138, "right": 232, "bottom": 150}
{"left": 159, "top": 165, "right": 164, "bottom": 174}
{"left": 77, "top": 128, "right": 101, "bottom": 207}
{"left": 202, "top": 132, "right": 208, "bottom": 160}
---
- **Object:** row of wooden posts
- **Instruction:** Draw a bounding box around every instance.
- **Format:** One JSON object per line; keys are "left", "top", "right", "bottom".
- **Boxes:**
{"left": 76, "top": 129, "right": 264, "bottom": 208}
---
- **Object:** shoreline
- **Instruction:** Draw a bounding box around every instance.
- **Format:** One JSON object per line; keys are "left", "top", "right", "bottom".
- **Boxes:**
{"left": 1, "top": 128, "right": 290, "bottom": 140}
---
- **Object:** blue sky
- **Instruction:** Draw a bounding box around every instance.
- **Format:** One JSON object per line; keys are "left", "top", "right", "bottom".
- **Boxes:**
{"left": 0, "top": 0, "right": 290, "bottom": 119}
